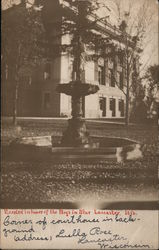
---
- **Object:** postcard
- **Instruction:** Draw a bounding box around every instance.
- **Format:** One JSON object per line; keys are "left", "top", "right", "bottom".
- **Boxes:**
{"left": 1, "top": 0, "right": 158, "bottom": 249}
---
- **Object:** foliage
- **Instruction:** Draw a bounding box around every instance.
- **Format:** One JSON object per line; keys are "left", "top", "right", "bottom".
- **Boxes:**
{"left": 130, "top": 64, "right": 159, "bottom": 123}
{"left": 2, "top": 2, "right": 46, "bottom": 80}
{"left": 42, "top": 0, "right": 109, "bottom": 57}
{"left": 2, "top": 0, "right": 47, "bottom": 125}
{"left": 130, "top": 77, "right": 147, "bottom": 123}
{"left": 144, "top": 64, "right": 159, "bottom": 101}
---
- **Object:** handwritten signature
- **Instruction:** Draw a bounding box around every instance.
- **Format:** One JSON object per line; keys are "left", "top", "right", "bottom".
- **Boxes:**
{"left": 55, "top": 226, "right": 150, "bottom": 249}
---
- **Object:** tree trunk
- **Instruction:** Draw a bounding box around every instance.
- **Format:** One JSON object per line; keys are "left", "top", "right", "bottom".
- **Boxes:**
{"left": 13, "top": 82, "right": 19, "bottom": 126}
{"left": 125, "top": 92, "right": 129, "bottom": 126}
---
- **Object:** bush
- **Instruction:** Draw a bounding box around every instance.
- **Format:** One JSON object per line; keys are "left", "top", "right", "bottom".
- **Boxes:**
{"left": 130, "top": 101, "right": 148, "bottom": 124}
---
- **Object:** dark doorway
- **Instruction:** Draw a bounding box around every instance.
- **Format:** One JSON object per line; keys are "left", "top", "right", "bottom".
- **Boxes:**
{"left": 98, "top": 65, "right": 105, "bottom": 85}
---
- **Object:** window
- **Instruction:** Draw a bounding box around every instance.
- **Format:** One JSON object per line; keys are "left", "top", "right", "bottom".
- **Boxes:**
{"left": 44, "top": 63, "right": 51, "bottom": 80}
{"left": 99, "top": 97, "right": 106, "bottom": 116}
{"left": 116, "top": 71, "right": 123, "bottom": 89}
{"left": 119, "top": 99, "right": 124, "bottom": 117}
{"left": 108, "top": 69, "right": 115, "bottom": 87}
{"left": 110, "top": 98, "right": 116, "bottom": 117}
{"left": 98, "top": 65, "right": 105, "bottom": 85}
{"left": 44, "top": 92, "right": 50, "bottom": 109}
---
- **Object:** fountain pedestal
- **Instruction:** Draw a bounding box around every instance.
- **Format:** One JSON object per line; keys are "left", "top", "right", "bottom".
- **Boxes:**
{"left": 61, "top": 118, "right": 89, "bottom": 147}
{"left": 56, "top": 81, "right": 99, "bottom": 147}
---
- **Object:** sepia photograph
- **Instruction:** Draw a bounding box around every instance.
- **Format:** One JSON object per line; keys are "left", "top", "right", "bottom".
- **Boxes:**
{"left": 1, "top": 0, "right": 159, "bottom": 249}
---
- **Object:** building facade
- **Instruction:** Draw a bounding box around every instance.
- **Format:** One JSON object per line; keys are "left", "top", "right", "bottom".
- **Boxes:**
{"left": 2, "top": 0, "right": 139, "bottom": 119}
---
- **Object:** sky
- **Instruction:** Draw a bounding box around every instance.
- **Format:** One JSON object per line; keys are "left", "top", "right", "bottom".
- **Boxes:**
{"left": 2, "top": 0, "right": 158, "bottom": 74}
{"left": 99, "top": 0, "right": 158, "bottom": 73}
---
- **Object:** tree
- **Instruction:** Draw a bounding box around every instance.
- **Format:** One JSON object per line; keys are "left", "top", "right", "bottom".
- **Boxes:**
{"left": 2, "top": 0, "right": 45, "bottom": 125}
{"left": 105, "top": 0, "right": 154, "bottom": 125}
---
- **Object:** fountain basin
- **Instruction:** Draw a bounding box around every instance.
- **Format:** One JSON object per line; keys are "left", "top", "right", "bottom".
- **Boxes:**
{"left": 3, "top": 135, "right": 143, "bottom": 162}
{"left": 56, "top": 81, "right": 99, "bottom": 97}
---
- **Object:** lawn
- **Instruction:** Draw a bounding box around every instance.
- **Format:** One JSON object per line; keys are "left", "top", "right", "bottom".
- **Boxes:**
{"left": 1, "top": 119, "right": 158, "bottom": 208}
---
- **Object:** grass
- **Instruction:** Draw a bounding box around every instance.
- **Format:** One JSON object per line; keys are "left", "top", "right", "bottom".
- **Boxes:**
{"left": 1, "top": 119, "right": 158, "bottom": 207}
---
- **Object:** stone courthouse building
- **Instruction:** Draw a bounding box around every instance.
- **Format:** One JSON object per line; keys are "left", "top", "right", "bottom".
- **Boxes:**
{"left": 2, "top": 0, "right": 140, "bottom": 118}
